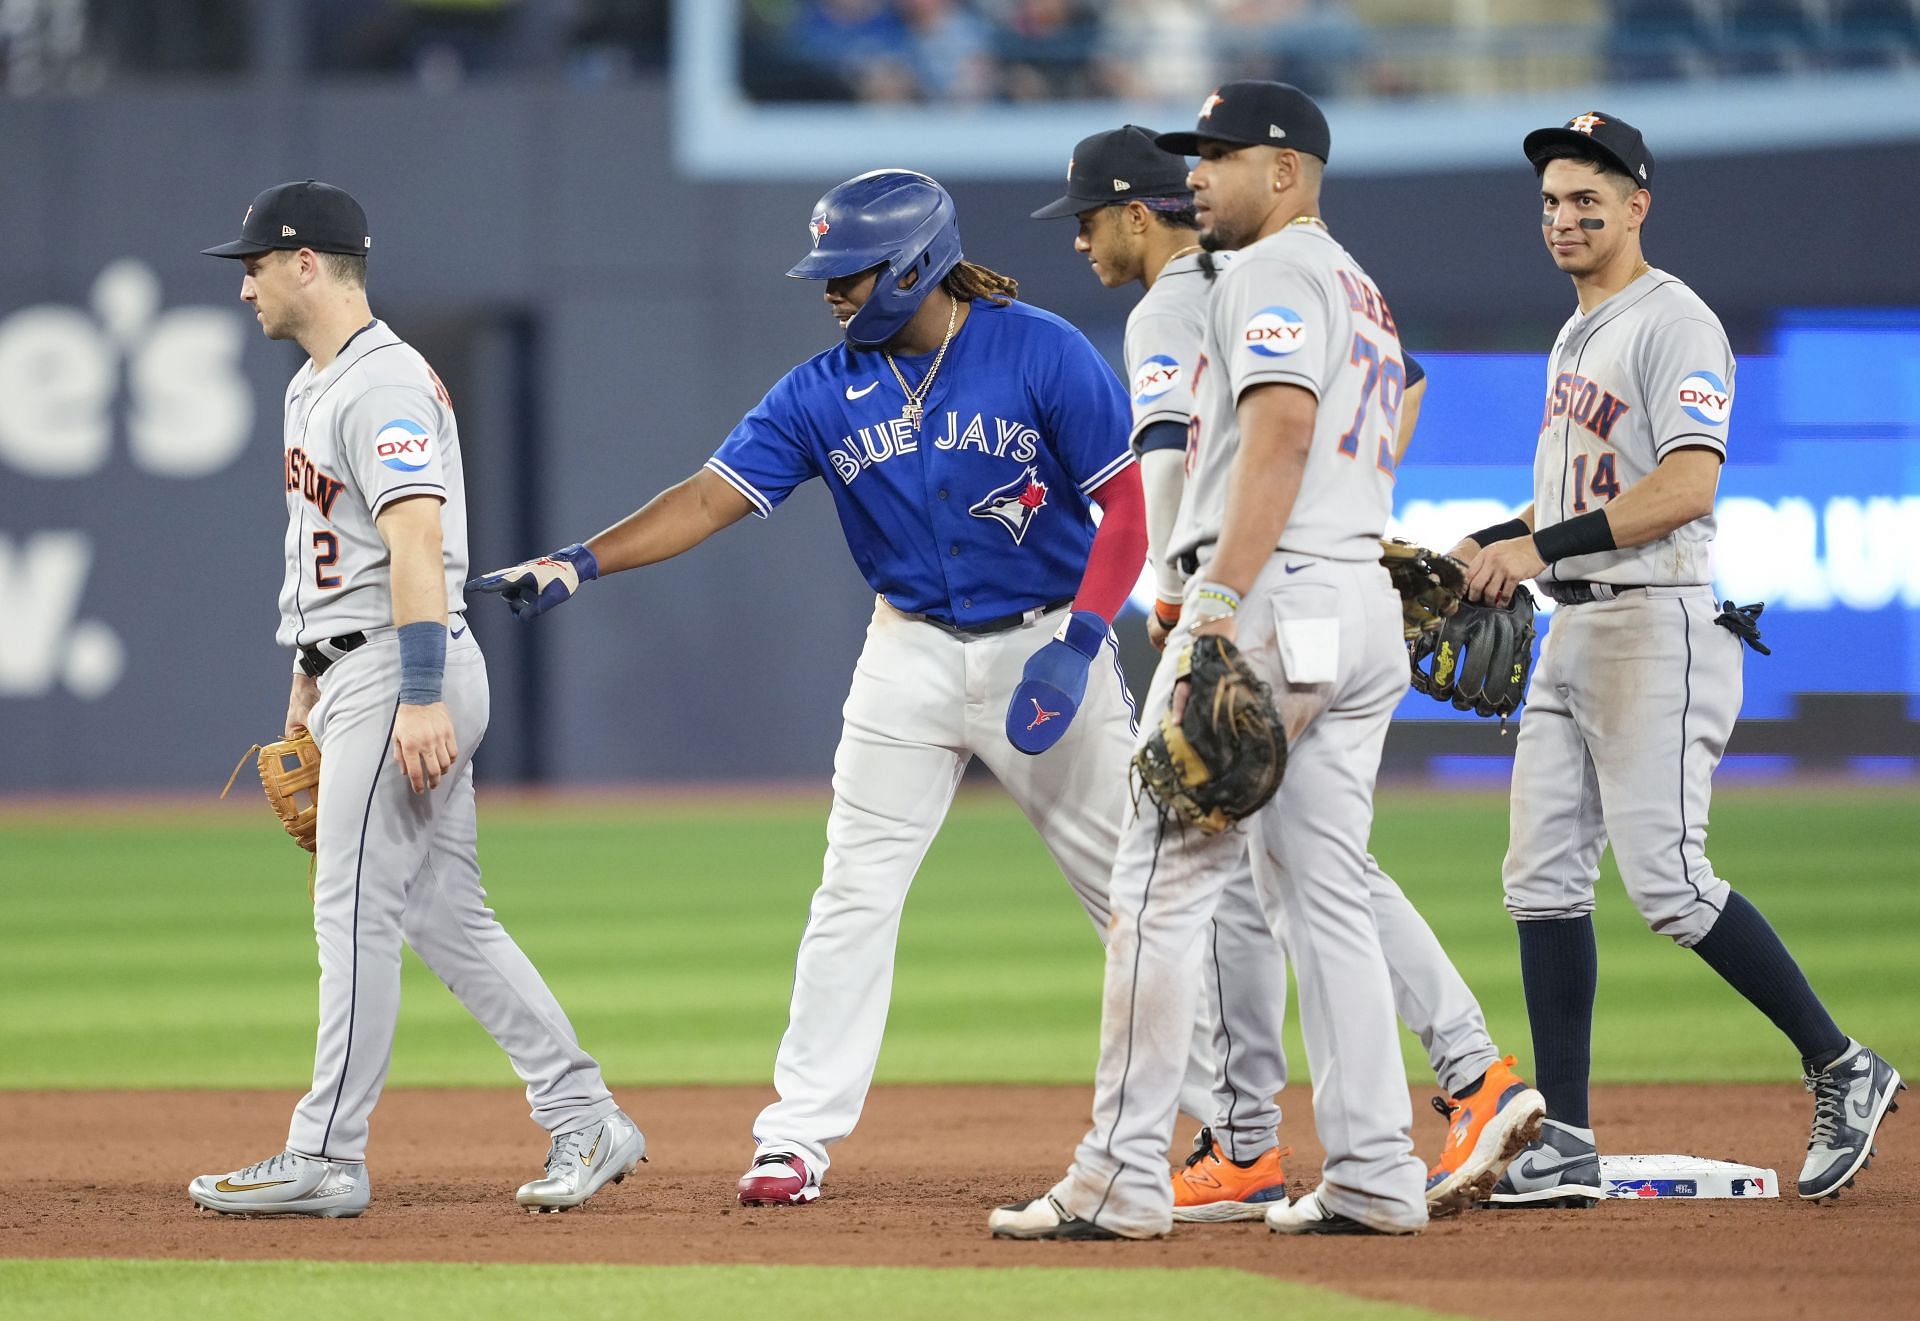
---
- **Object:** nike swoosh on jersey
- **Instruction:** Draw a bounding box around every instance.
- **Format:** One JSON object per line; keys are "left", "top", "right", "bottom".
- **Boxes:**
{"left": 845, "top": 381, "right": 879, "bottom": 400}
{"left": 1284, "top": 562, "right": 1313, "bottom": 574}
{"left": 451, "top": 625, "right": 467, "bottom": 639}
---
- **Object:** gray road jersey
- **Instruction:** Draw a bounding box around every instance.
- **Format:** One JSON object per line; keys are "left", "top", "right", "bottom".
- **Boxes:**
{"left": 1534, "top": 269, "right": 1732, "bottom": 587}
{"left": 1123, "top": 250, "right": 1231, "bottom": 447}
{"left": 1170, "top": 221, "right": 1405, "bottom": 566}
{"left": 276, "top": 320, "right": 470, "bottom": 647}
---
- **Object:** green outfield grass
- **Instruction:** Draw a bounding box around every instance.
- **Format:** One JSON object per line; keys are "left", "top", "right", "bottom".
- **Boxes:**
{"left": 0, "top": 1260, "right": 1459, "bottom": 1321}
{"left": 1, "top": 785, "right": 1916, "bottom": 1090}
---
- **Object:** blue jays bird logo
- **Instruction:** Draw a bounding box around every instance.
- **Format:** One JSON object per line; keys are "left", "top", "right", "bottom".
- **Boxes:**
{"left": 810, "top": 214, "right": 830, "bottom": 248}
{"left": 969, "top": 465, "right": 1048, "bottom": 544}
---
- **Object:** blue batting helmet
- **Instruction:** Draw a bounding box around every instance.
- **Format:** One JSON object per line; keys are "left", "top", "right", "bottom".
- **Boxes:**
{"left": 787, "top": 169, "right": 963, "bottom": 351}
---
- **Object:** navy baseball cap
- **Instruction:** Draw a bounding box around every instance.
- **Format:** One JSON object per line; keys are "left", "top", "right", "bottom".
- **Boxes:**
{"left": 1030, "top": 126, "right": 1192, "bottom": 220}
{"left": 1155, "top": 81, "right": 1331, "bottom": 162}
{"left": 1524, "top": 112, "right": 1655, "bottom": 190}
{"left": 202, "top": 180, "right": 371, "bottom": 259}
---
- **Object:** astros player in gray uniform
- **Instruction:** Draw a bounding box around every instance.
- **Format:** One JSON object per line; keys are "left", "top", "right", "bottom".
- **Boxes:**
{"left": 188, "top": 182, "right": 643, "bottom": 1218}
{"left": 1452, "top": 116, "right": 1903, "bottom": 1205}
{"left": 994, "top": 82, "right": 1443, "bottom": 1240}
{"left": 1031, "top": 122, "right": 1544, "bottom": 1220}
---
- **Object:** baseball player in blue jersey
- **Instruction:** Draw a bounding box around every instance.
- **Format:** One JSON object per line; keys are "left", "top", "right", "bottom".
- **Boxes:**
{"left": 470, "top": 169, "right": 1239, "bottom": 1207}
{"left": 1032, "top": 122, "right": 1544, "bottom": 1222}
{"left": 1451, "top": 113, "right": 1903, "bottom": 1206}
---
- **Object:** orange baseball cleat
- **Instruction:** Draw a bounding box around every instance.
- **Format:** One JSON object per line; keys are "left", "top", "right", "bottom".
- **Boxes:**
{"left": 1172, "top": 1127, "right": 1291, "bottom": 1222}
{"left": 1425, "top": 1055, "right": 1546, "bottom": 1214}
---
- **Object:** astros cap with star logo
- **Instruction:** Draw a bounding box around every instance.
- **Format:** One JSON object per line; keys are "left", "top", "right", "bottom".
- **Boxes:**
{"left": 1154, "top": 80, "right": 1331, "bottom": 163}
{"left": 1524, "top": 111, "right": 1655, "bottom": 188}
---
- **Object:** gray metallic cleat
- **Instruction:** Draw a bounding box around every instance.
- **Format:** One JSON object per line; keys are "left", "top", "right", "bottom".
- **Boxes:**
{"left": 516, "top": 1110, "right": 646, "bottom": 1212}
{"left": 1799, "top": 1040, "right": 1903, "bottom": 1201}
{"left": 1485, "top": 1118, "right": 1603, "bottom": 1208}
{"left": 188, "top": 1150, "right": 370, "bottom": 1218}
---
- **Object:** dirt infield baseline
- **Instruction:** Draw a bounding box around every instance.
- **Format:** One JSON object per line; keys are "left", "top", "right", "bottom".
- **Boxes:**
{"left": 3, "top": 1085, "right": 1913, "bottom": 1320}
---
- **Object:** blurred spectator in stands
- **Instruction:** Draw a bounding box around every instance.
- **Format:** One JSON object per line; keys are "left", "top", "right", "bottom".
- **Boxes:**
{"left": 567, "top": 0, "right": 669, "bottom": 83}
{"left": 3, "top": 0, "right": 95, "bottom": 93}
{"left": 310, "top": 0, "right": 569, "bottom": 88}
{"left": 897, "top": 0, "right": 992, "bottom": 102}
{"left": 989, "top": 0, "right": 1102, "bottom": 100}
{"left": 1093, "top": 0, "right": 1215, "bottom": 102}
{"left": 1211, "top": 0, "right": 1364, "bottom": 99}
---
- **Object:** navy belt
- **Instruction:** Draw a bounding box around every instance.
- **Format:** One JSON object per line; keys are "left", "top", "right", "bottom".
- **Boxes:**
{"left": 297, "top": 631, "right": 368, "bottom": 678}
{"left": 910, "top": 596, "right": 1073, "bottom": 638}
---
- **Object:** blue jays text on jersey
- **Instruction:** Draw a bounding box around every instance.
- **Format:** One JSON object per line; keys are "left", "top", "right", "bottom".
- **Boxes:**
{"left": 706, "top": 299, "right": 1134, "bottom": 628}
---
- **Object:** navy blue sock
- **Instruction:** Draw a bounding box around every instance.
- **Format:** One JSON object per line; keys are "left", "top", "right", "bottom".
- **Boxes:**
{"left": 1516, "top": 917, "right": 1597, "bottom": 1129}
{"left": 1690, "top": 890, "right": 1848, "bottom": 1071}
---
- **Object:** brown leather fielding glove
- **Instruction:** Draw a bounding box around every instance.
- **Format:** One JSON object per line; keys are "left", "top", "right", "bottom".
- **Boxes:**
{"left": 225, "top": 731, "right": 321, "bottom": 852}
{"left": 1380, "top": 537, "right": 1468, "bottom": 643}
{"left": 1134, "top": 635, "right": 1287, "bottom": 833}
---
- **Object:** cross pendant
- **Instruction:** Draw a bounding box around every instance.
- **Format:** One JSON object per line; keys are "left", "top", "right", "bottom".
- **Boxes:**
{"left": 901, "top": 399, "right": 923, "bottom": 429}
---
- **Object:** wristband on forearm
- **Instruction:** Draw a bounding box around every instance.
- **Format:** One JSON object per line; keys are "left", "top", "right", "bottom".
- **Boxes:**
{"left": 1467, "top": 516, "right": 1530, "bottom": 549}
{"left": 397, "top": 621, "right": 447, "bottom": 705}
{"left": 1531, "top": 509, "right": 1617, "bottom": 564}
{"left": 1189, "top": 581, "right": 1241, "bottom": 621}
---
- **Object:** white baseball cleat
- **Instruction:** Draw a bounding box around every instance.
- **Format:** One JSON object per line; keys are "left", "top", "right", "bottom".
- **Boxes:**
{"left": 188, "top": 1150, "right": 370, "bottom": 1218}
{"left": 517, "top": 1110, "right": 647, "bottom": 1212}
{"left": 1266, "top": 1188, "right": 1421, "bottom": 1236}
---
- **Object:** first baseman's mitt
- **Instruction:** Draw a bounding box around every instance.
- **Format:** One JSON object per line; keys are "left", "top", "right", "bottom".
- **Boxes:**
{"left": 1380, "top": 538, "right": 1467, "bottom": 642}
{"left": 223, "top": 731, "right": 321, "bottom": 853}
{"left": 1410, "top": 586, "right": 1538, "bottom": 721}
{"left": 1134, "top": 635, "right": 1287, "bottom": 833}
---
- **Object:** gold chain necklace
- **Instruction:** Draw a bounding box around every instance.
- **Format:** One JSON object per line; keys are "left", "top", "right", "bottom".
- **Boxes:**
{"left": 883, "top": 298, "right": 958, "bottom": 430}
{"left": 1164, "top": 243, "right": 1203, "bottom": 267}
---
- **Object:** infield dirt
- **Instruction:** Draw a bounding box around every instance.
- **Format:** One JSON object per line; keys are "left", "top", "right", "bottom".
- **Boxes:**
{"left": 3, "top": 1083, "right": 1913, "bottom": 1320}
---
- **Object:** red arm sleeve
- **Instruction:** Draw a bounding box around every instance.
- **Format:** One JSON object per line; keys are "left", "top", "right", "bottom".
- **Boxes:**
{"left": 1073, "top": 465, "right": 1147, "bottom": 623}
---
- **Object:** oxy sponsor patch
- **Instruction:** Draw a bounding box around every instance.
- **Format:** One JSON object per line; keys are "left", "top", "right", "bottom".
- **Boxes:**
{"left": 374, "top": 418, "right": 433, "bottom": 472}
{"left": 1243, "top": 307, "right": 1306, "bottom": 358}
{"left": 1677, "top": 370, "right": 1731, "bottom": 426}
{"left": 1132, "top": 353, "right": 1181, "bottom": 404}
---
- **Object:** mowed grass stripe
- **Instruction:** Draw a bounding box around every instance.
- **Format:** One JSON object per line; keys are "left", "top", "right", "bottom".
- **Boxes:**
{"left": 0, "top": 1259, "right": 1460, "bottom": 1321}
{"left": 1, "top": 786, "right": 1914, "bottom": 1089}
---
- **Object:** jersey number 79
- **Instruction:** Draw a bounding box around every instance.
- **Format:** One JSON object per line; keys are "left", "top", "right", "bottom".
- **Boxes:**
{"left": 1336, "top": 333, "right": 1404, "bottom": 476}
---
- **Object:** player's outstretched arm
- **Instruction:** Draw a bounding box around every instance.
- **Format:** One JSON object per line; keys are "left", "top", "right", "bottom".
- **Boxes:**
{"left": 586, "top": 468, "right": 754, "bottom": 574}
{"left": 467, "top": 470, "right": 753, "bottom": 621}
{"left": 379, "top": 493, "right": 458, "bottom": 794}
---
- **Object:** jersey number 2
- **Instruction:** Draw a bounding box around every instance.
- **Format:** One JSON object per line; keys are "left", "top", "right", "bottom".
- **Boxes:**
{"left": 1336, "top": 333, "right": 1404, "bottom": 476}
{"left": 313, "top": 531, "right": 342, "bottom": 590}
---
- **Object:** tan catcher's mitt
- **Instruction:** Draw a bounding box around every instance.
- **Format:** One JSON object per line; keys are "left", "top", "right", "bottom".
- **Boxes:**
{"left": 1133, "top": 635, "right": 1287, "bottom": 834}
{"left": 1380, "top": 537, "right": 1468, "bottom": 642}
{"left": 223, "top": 731, "right": 321, "bottom": 853}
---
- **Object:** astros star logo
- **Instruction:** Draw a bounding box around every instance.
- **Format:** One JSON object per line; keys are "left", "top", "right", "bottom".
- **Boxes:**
{"left": 1025, "top": 698, "right": 1062, "bottom": 731}
{"left": 1199, "top": 91, "right": 1224, "bottom": 119}
{"left": 1568, "top": 112, "right": 1605, "bottom": 135}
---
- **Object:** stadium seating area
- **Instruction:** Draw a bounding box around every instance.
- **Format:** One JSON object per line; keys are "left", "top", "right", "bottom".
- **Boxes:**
{"left": 1, "top": 0, "right": 1914, "bottom": 97}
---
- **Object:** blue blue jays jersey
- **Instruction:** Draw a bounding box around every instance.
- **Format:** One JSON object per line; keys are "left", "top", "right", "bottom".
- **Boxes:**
{"left": 706, "top": 299, "right": 1134, "bottom": 627}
